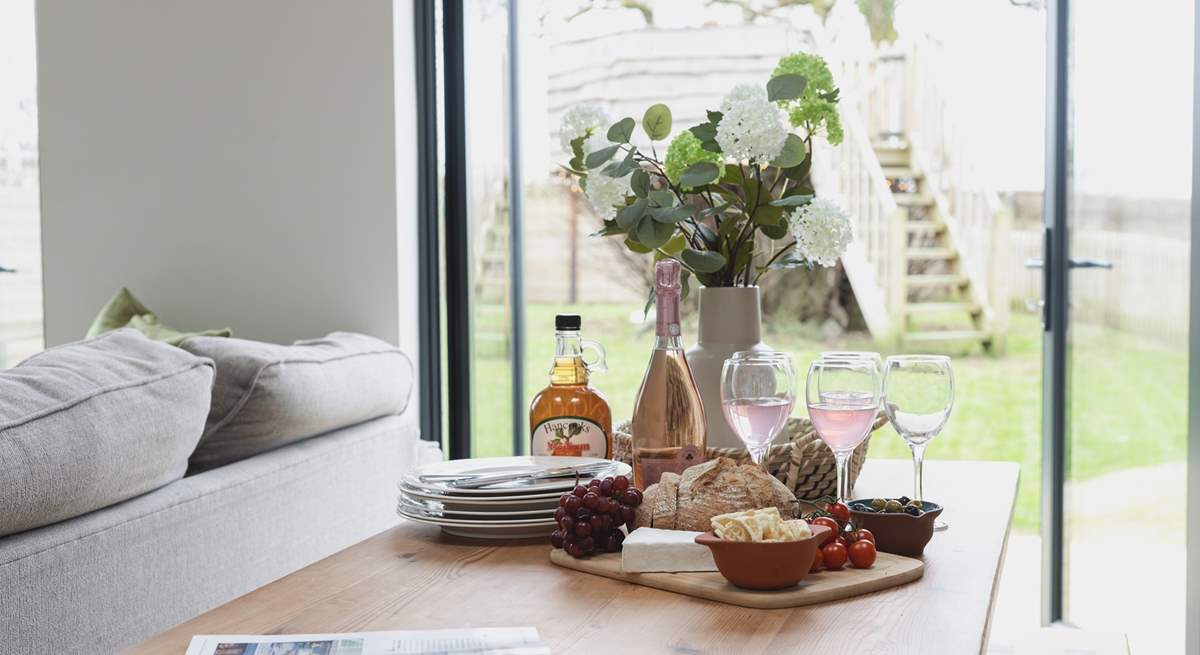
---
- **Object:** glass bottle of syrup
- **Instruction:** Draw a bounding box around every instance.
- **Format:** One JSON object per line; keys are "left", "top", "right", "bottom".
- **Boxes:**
{"left": 529, "top": 314, "right": 612, "bottom": 458}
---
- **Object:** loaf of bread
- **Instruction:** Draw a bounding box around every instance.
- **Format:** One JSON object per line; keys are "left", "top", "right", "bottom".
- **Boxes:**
{"left": 634, "top": 457, "right": 797, "bottom": 532}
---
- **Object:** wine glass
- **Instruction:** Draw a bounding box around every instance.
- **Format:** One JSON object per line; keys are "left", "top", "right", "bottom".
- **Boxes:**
{"left": 882, "top": 355, "right": 955, "bottom": 528}
{"left": 806, "top": 359, "right": 882, "bottom": 504}
{"left": 818, "top": 351, "right": 882, "bottom": 404}
{"left": 720, "top": 352, "right": 797, "bottom": 469}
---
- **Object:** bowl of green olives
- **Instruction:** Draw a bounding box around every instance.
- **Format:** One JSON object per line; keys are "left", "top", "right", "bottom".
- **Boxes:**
{"left": 847, "top": 497, "right": 942, "bottom": 557}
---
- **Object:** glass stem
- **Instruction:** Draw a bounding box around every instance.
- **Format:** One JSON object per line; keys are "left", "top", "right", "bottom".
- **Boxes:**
{"left": 749, "top": 446, "right": 768, "bottom": 471}
{"left": 909, "top": 442, "right": 927, "bottom": 503}
{"left": 834, "top": 451, "right": 851, "bottom": 504}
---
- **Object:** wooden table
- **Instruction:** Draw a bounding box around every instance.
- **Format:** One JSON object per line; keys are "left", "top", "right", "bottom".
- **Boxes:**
{"left": 127, "top": 459, "right": 1019, "bottom": 654}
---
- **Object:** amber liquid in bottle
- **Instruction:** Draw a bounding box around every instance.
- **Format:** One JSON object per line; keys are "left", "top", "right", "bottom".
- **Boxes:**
{"left": 630, "top": 260, "right": 707, "bottom": 488}
{"left": 529, "top": 316, "right": 612, "bottom": 459}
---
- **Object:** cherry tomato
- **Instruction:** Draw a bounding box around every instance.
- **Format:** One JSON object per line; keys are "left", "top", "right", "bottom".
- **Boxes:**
{"left": 848, "top": 539, "right": 877, "bottom": 569}
{"left": 852, "top": 529, "right": 875, "bottom": 545}
{"left": 834, "top": 536, "right": 849, "bottom": 550}
{"left": 811, "top": 517, "right": 839, "bottom": 546}
{"left": 826, "top": 502, "right": 851, "bottom": 524}
{"left": 810, "top": 547, "right": 824, "bottom": 573}
{"left": 822, "top": 542, "right": 848, "bottom": 570}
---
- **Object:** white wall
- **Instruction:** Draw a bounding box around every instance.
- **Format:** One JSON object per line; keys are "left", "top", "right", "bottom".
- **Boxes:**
{"left": 36, "top": 0, "right": 419, "bottom": 357}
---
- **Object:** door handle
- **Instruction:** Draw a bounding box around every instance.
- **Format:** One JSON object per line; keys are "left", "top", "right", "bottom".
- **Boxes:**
{"left": 1024, "top": 258, "right": 1114, "bottom": 270}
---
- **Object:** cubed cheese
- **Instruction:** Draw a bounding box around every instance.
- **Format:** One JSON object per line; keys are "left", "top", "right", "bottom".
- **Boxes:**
{"left": 621, "top": 527, "right": 718, "bottom": 573}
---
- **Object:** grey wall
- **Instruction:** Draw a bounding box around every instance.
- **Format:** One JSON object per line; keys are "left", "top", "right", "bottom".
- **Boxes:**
{"left": 35, "top": 0, "right": 419, "bottom": 355}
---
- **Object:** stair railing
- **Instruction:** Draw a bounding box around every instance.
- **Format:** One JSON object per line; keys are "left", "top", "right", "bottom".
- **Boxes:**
{"left": 901, "top": 34, "right": 1010, "bottom": 350}
{"left": 818, "top": 23, "right": 1011, "bottom": 350}
{"left": 810, "top": 89, "right": 904, "bottom": 342}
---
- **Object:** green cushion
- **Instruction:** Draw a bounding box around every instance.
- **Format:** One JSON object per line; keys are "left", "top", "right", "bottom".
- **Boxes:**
{"left": 87, "top": 287, "right": 232, "bottom": 346}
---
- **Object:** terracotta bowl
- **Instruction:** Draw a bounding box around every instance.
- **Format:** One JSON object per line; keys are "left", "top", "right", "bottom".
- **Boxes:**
{"left": 694, "top": 524, "right": 831, "bottom": 590}
{"left": 848, "top": 500, "right": 943, "bottom": 557}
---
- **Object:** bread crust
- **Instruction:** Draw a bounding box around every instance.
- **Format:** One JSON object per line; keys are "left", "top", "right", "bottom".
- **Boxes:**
{"left": 634, "top": 457, "right": 796, "bottom": 532}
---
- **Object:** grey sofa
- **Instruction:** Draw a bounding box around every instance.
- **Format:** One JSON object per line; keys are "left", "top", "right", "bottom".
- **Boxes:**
{"left": 0, "top": 331, "right": 440, "bottom": 654}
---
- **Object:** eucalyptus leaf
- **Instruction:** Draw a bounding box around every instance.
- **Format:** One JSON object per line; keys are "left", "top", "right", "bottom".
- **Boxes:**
{"left": 769, "top": 250, "right": 808, "bottom": 269}
{"left": 721, "top": 164, "right": 744, "bottom": 185}
{"left": 624, "top": 237, "right": 653, "bottom": 254}
{"left": 631, "top": 169, "right": 650, "bottom": 197}
{"left": 767, "top": 73, "right": 808, "bottom": 102}
{"left": 681, "top": 248, "right": 726, "bottom": 273}
{"left": 651, "top": 205, "right": 694, "bottom": 223}
{"left": 636, "top": 215, "right": 675, "bottom": 249}
{"left": 642, "top": 104, "right": 673, "bottom": 141}
{"left": 679, "top": 162, "right": 721, "bottom": 189}
{"left": 590, "top": 219, "right": 624, "bottom": 238}
{"left": 770, "top": 134, "right": 806, "bottom": 168}
{"left": 754, "top": 205, "right": 784, "bottom": 226}
{"left": 706, "top": 110, "right": 723, "bottom": 124}
{"left": 603, "top": 151, "right": 638, "bottom": 177}
{"left": 783, "top": 153, "right": 812, "bottom": 181}
{"left": 647, "top": 188, "right": 675, "bottom": 208}
{"left": 607, "top": 117, "right": 635, "bottom": 143}
{"left": 761, "top": 221, "right": 790, "bottom": 239}
{"left": 643, "top": 287, "right": 656, "bottom": 320}
{"left": 681, "top": 269, "right": 692, "bottom": 300}
{"left": 769, "top": 194, "right": 814, "bottom": 207}
{"left": 585, "top": 145, "right": 620, "bottom": 169}
{"left": 662, "top": 231, "right": 688, "bottom": 255}
{"left": 689, "top": 122, "right": 717, "bottom": 143}
{"left": 615, "top": 198, "right": 647, "bottom": 230}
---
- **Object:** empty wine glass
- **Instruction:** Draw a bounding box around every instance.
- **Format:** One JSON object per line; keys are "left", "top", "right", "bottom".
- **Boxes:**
{"left": 806, "top": 359, "right": 882, "bottom": 504}
{"left": 720, "top": 352, "right": 797, "bottom": 469}
{"left": 882, "top": 355, "right": 955, "bottom": 527}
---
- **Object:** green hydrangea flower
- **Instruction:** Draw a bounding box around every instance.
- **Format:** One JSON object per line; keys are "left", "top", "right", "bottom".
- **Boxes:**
{"left": 664, "top": 131, "right": 723, "bottom": 187}
{"left": 772, "top": 53, "right": 843, "bottom": 145}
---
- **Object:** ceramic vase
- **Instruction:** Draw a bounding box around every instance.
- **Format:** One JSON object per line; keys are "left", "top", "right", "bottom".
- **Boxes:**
{"left": 685, "top": 286, "right": 772, "bottom": 448}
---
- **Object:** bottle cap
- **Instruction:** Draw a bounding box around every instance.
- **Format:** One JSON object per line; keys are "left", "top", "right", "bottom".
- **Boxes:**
{"left": 555, "top": 314, "right": 581, "bottom": 331}
{"left": 655, "top": 259, "right": 681, "bottom": 293}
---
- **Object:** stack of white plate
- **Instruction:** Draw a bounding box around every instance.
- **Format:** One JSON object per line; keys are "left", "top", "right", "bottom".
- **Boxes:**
{"left": 397, "top": 456, "right": 632, "bottom": 539}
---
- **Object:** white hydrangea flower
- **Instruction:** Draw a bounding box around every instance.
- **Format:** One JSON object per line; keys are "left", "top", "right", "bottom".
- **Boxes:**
{"left": 715, "top": 84, "right": 788, "bottom": 163}
{"left": 559, "top": 105, "right": 609, "bottom": 155}
{"left": 788, "top": 197, "right": 853, "bottom": 267}
{"left": 583, "top": 171, "right": 632, "bottom": 220}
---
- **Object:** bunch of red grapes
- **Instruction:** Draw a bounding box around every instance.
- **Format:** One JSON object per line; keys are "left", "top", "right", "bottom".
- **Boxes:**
{"left": 550, "top": 475, "right": 643, "bottom": 558}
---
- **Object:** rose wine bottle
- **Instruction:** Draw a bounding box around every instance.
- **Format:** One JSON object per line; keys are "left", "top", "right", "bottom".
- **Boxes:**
{"left": 529, "top": 314, "right": 612, "bottom": 458}
{"left": 631, "top": 260, "right": 707, "bottom": 487}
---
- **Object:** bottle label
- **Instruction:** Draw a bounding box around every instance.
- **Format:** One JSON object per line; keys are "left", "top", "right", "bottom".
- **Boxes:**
{"left": 635, "top": 445, "right": 704, "bottom": 487}
{"left": 531, "top": 417, "right": 609, "bottom": 458}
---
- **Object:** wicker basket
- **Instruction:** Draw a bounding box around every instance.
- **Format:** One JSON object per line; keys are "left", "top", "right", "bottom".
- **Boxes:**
{"left": 613, "top": 414, "right": 886, "bottom": 502}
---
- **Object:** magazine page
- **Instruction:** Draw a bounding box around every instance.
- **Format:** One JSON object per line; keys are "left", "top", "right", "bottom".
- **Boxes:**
{"left": 183, "top": 627, "right": 549, "bottom": 655}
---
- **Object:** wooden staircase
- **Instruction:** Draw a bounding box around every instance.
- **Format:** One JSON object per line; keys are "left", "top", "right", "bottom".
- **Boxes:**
{"left": 874, "top": 138, "right": 995, "bottom": 351}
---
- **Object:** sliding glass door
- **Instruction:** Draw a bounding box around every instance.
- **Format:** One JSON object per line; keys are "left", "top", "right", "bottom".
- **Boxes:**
{"left": 1060, "top": 0, "right": 1193, "bottom": 649}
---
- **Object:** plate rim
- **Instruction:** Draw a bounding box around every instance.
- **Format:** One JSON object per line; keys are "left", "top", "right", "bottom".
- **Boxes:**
{"left": 397, "top": 506, "right": 559, "bottom": 527}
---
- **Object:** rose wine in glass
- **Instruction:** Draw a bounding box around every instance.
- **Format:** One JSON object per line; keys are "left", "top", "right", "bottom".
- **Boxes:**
{"left": 882, "top": 355, "right": 954, "bottom": 529}
{"left": 806, "top": 359, "right": 881, "bottom": 504}
{"left": 720, "top": 352, "right": 797, "bottom": 467}
{"left": 630, "top": 260, "right": 706, "bottom": 488}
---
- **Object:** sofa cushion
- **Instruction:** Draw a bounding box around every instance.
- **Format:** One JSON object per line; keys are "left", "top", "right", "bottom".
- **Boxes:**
{"left": 180, "top": 332, "right": 413, "bottom": 471}
{"left": 0, "top": 329, "right": 215, "bottom": 537}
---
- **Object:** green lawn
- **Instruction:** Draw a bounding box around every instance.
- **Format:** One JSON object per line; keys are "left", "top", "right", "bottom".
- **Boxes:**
{"left": 464, "top": 304, "right": 1189, "bottom": 533}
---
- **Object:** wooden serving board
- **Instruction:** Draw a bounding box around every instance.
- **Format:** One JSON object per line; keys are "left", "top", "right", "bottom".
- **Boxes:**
{"left": 549, "top": 548, "right": 924, "bottom": 609}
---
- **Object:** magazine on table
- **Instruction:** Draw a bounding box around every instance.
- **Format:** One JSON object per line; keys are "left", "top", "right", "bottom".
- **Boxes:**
{"left": 183, "top": 627, "right": 549, "bottom": 655}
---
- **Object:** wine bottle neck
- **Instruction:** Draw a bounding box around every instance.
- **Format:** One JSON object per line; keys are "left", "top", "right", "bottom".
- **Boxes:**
{"left": 656, "top": 289, "right": 681, "bottom": 339}
{"left": 653, "top": 335, "right": 684, "bottom": 351}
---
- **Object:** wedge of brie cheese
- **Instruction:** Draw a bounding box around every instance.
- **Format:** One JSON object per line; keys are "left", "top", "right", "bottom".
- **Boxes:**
{"left": 621, "top": 527, "right": 718, "bottom": 573}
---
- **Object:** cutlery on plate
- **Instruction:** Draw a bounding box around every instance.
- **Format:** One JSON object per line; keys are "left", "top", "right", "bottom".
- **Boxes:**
{"left": 445, "top": 463, "right": 615, "bottom": 489}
